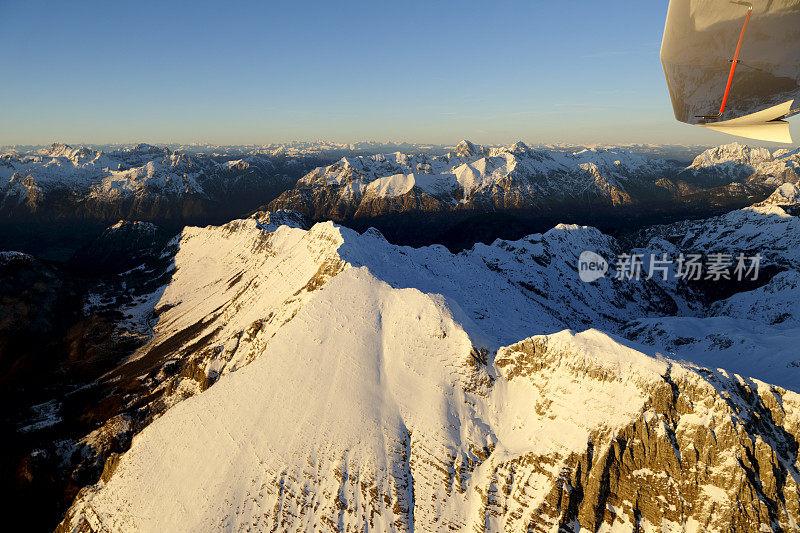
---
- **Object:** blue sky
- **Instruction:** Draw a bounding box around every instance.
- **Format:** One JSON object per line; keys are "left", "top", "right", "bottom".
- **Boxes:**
{"left": 1, "top": 0, "right": 795, "bottom": 146}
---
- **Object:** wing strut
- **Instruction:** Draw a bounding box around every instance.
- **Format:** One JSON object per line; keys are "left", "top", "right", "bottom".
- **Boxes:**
{"left": 697, "top": 1, "right": 753, "bottom": 120}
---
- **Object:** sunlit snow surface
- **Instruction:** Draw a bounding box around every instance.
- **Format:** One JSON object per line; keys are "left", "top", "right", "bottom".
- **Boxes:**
{"left": 62, "top": 190, "right": 800, "bottom": 531}
{"left": 293, "top": 140, "right": 679, "bottom": 207}
{"left": 68, "top": 269, "right": 676, "bottom": 531}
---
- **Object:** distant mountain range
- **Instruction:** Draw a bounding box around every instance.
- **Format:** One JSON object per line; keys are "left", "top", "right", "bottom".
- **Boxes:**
{"left": 7, "top": 140, "right": 787, "bottom": 228}
{"left": 0, "top": 142, "right": 329, "bottom": 257}
{"left": 269, "top": 140, "right": 800, "bottom": 219}
{"left": 0, "top": 143, "right": 315, "bottom": 224}
{"left": 3, "top": 140, "right": 796, "bottom": 256}
{"left": 0, "top": 140, "right": 709, "bottom": 160}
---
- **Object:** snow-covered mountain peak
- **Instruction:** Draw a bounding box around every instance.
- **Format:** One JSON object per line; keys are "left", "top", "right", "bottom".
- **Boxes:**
{"left": 689, "top": 142, "right": 774, "bottom": 169}
{"left": 38, "top": 143, "right": 91, "bottom": 160}
{"left": 130, "top": 142, "right": 161, "bottom": 152}
{"left": 58, "top": 209, "right": 800, "bottom": 530}
{"left": 676, "top": 142, "right": 800, "bottom": 189}
{"left": 101, "top": 210, "right": 691, "bottom": 402}
{"left": 272, "top": 142, "right": 689, "bottom": 217}
{"left": 453, "top": 139, "right": 482, "bottom": 158}
{"left": 506, "top": 140, "right": 530, "bottom": 154}
{"left": 0, "top": 143, "right": 311, "bottom": 225}
{"left": 756, "top": 182, "right": 800, "bottom": 207}
{"left": 774, "top": 147, "right": 800, "bottom": 159}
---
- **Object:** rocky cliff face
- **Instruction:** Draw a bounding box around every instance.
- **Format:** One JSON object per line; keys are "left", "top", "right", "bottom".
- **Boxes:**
{"left": 493, "top": 336, "right": 800, "bottom": 531}
{"left": 47, "top": 186, "right": 800, "bottom": 531}
{"left": 57, "top": 322, "right": 800, "bottom": 532}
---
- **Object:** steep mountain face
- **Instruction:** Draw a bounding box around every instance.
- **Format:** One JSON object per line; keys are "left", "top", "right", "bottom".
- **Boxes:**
{"left": 0, "top": 143, "right": 317, "bottom": 224}
{"left": 679, "top": 143, "right": 800, "bottom": 187}
{"left": 88, "top": 213, "right": 689, "bottom": 393}
{"left": 670, "top": 143, "right": 800, "bottom": 208}
{"left": 755, "top": 182, "right": 800, "bottom": 210}
{"left": 0, "top": 250, "right": 165, "bottom": 533}
{"left": 68, "top": 221, "right": 172, "bottom": 275}
{"left": 681, "top": 143, "right": 780, "bottom": 185}
{"left": 59, "top": 318, "right": 800, "bottom": 532}
{"left": 52, "top": 186, "right": 800, "bottom": 532}
{"left": 269, "top": 140, "right": 683, "bottom": 221}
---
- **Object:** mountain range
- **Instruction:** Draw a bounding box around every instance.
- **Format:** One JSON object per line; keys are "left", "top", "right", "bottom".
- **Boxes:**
{"left": 3, "top": 140, "right": 798, "bottom": 256}
{"left": 269, "top": 140, "right": 800, "bottom": 220}
{"left": 0, "top": 143, "right": 315, "bottom": 222}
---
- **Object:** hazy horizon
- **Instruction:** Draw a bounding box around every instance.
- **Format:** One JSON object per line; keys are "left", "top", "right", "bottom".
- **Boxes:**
{"left": 1, "top": 138, "right": 721, "bottom": 149}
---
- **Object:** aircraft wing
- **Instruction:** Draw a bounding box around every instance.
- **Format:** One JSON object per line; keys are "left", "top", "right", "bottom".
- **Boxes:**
{"left": 661, "top": 0, "right": 800, "bottom": 142}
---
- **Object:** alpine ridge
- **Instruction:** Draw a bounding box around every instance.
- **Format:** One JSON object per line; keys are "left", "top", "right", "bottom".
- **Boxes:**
{"left": 4, "top": 141, "right": 798, "bottom": 256}
{"left": 268, "top": 141, "right": 800, "bottom": 225}
{"left": 49, "top": 184, "right": 800, "bottom": 532}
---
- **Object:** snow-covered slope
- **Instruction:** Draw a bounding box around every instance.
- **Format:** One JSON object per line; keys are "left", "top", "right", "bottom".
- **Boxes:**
{"left": 685, "top": 143, "right": 775, "bottom": 176}
{"left": 678, "top": 142, "right": 800, "bottom": 190}
{"left": 623, "top": 187, "right": 800, "bottom": 391}
{"left": 61, "top": 282, "right": 800, "bottom": 531}
{"left": 269, "top": 140, "right": 685, "bottom": 219}
{"left": 100, "top": 212, "right": 687, "bottom": 409}
{"left": 0, "top": 143, "right": 313, "bottom": 223}
{"left": 643, "top": 200, "right": 800, "bottom": 269}
{"left": 57, "top": 194, "right": 800, "bottom": 531}
{"left": 755, "top": 182, "right": 800, "bottom": 208}
{"left": 270, "top": 141, "right": 800, "bottom": 222}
